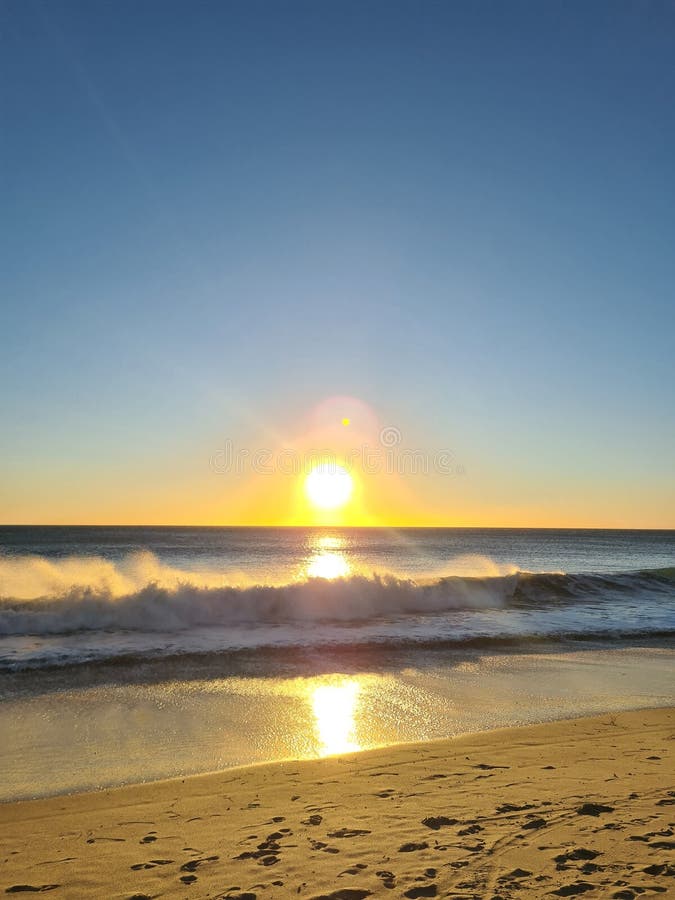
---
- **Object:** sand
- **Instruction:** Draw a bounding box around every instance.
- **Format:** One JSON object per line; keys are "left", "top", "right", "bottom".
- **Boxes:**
{"left": 0, "top": 708, "right": 673, "bottom": 899}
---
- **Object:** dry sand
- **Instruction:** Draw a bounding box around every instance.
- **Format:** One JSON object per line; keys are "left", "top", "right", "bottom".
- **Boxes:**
{"left": 0, "top": 708, "right": 673, "bottom": 899}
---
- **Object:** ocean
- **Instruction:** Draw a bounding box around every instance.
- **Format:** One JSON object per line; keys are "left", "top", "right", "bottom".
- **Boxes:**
{"left": 1, "top": 526, "right": 674, "bottom": 670}
{"left": 1, "top": 526, "right": 674, "bottom": 800}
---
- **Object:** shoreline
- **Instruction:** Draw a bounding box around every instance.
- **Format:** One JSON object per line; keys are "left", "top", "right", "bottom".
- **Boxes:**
{"left": 2, "top": 642, "right": 674, "bottom": 804}
{"left": 1, "top": 707, "right": 673, "bottom": 898}
{"left": 1, "top": 699, "right": 673, "bottom": 807}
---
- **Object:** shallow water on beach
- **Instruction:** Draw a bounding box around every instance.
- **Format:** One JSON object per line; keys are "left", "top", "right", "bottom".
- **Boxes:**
{"left": 1, "top": 642, "right": 672, "bottom": 801}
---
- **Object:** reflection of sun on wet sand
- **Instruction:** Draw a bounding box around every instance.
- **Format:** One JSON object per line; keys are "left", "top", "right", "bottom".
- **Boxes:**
{"left": 1, "top": 708, "right": 673, "bottom": 898}
{"left": 311, "top": 679, "right": 361, "bottom": 755}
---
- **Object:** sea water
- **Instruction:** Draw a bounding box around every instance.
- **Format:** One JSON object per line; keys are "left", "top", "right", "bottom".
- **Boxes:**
{"left": 0, "top": 527, "right": 673, "bottom": 799}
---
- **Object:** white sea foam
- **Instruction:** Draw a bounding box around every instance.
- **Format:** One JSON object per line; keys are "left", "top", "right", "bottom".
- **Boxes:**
{"left": 0, "top": 551, "right": 518, "bottom": 635}
{"left": 0, "top": 552, "right": 672, "bottom": 648}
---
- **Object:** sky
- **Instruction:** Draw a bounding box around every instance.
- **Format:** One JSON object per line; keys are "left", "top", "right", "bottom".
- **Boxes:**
{"left": 2, "top": 0, "right": 674, "bottom": 527}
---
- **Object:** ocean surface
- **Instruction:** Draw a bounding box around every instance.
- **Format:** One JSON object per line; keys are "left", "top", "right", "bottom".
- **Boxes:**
{"left": 0, "top": 527, "right": 673, "bottom": 672}
{"left": 1, "top": 527, "right": 674, "bottom": 800}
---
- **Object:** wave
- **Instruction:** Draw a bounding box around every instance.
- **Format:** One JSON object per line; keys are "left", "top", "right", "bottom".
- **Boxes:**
{"left": 3, "top": 628, "right": 675, "bottom": 675}
{"left": 514, "top": 567, "right": 675, "bottom": 604}
{"left": 0, "top": 554, "right": 673, "bottom": 637}
{"left": 0, "top": 573, "right": 517, "bottom": 635}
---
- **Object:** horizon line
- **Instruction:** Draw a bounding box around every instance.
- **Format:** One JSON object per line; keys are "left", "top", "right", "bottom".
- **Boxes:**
{"left": 1, "top": 523, "right": 673, "bottom": 532}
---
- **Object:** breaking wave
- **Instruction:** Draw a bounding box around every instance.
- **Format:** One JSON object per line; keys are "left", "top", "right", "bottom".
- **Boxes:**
{"left": 0, "top": 552, "right": 672, "bottom": 637}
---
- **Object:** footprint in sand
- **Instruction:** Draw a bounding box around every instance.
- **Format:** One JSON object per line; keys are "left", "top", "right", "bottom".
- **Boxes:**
{"left": 457, "top": 824, "right": 483, "bottom": 836}
{"left": 376, "top": 871, "right": 396, "bottom": 889}
{"left": 576, "top": 803, "right": 614, "bottom": 817}
{"left": 220, "top": 894, "right": 257, "bottom": 900}
{"left": 644, "top": 863, "right": 675, "bottom": 876}
{"left": 579, "top": 863, "right": 602, "bottom": 875}
{"left": 310, "top": 892, "right": 371, "bottom": 900}
{"left": 235, "top": 841, "right": 281, "bottom": 866}
{"left": 308, "top": 839, "right": 339, "bottom": 854}
{"left": 458, "top": 841, "right": 484, "bottom": 853}
{"left": 130, "top": 859, "right": 174, "bottom": 870}
{"left": 339, "top": 865, "right": 368, "bottom": 877}
{"left": 421, "top": 816, "right": 458, "bottom": 830}
{"left": 551, "top": 884, "right": 596, "bottom": 897}
{"left": 398, "top": 842, "right": 428, "bottom": 853}
{"left": 498, "top": 868, "right": 532, "bottom": 881}
{"left": 5, "top": 889, "right": 60, "bottom": 895}
{"left": 86, "top": 837, "right": 125, "bottom": 844}
{"left": 496, "top": 802, "right": 535, "bottom": 813}
{"left": 327, "top": 829, "right": 371, "bottom": 838}
{"left": 404, "top": 887, "right": 437, "bottom": 899}
{"left": 554, "top": 848, "right": 601, "bottom": 867}
{"left": 180, "top": 855, "right": 219, "bottom": 872}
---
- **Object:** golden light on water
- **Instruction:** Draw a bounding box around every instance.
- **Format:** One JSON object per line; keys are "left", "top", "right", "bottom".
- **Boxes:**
{"left": 304, "top": 532, "right": 351, "bottom": 579}
{"left": 313, "top": 534, "right": 346, "bottom": 551}
{"left": 306, "top": 551, "right": 350, "bottom": 579}
{"left": 310, "top": 679, "right": 361, "bottom": 756}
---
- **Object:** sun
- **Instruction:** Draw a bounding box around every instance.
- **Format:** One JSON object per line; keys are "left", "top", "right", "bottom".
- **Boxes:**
{"left": 305, "top": 463, "right": 353, "bottom": 509}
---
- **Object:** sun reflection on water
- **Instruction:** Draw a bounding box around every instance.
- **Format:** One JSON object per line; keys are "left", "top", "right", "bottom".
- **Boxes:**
{"left": 306, "top": 551, "right": 350, "bottom": 579}
{"left": 310, "top": 678, "right": 361, "bottom": 756}
{"left": 313, "top": 534, "right": 346, "bottom": 551}
{"left": 303, "top": 532, "right": 352, "bottom": 579}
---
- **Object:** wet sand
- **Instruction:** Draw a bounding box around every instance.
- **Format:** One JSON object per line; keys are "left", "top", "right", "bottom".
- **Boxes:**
{"left": 3, "top": 643, "right": 673, "bottom": 802}
{"left": 1, "top": 707, "right": 673, "bottom": 899}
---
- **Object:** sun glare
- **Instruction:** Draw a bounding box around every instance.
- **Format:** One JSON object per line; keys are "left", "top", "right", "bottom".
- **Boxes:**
{"left": 310, "top": 679, "right": 361, "bottom": 756}
{"left": 306, "top": 551, "right": 350, "bottom": 579}
{"left": 304, "top": 464, "right": 353, "bottom": 509}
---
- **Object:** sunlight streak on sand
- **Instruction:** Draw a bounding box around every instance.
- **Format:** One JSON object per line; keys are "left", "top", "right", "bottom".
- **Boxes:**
{"left": 310, "top": 678, "right": 362, "bottom": 756}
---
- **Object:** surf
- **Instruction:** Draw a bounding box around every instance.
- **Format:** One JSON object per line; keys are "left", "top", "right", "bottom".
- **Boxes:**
{"left": 0, "top": 551, "right": 672, "bottom": 637}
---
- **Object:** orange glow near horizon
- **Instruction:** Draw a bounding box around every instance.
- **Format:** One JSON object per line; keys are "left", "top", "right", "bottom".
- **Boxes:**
{"left": 3, "top": 392, "right": 672, "bottom": 529}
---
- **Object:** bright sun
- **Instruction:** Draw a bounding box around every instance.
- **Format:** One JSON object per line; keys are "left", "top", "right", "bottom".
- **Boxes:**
{"left": 305, "top": 463, "right": 353, "bottom": 509}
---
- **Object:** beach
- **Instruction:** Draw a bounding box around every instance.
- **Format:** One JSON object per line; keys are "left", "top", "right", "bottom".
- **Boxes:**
{"left": 1, "top": 528, "right": 673, "bottom": 896}
{"left": 1, "top": 707, "right": 673, "bottom": 898}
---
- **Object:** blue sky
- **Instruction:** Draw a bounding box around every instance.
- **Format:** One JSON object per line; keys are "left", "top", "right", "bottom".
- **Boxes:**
{"left": 2, "top": 1, "right": 674, "bottom": 525}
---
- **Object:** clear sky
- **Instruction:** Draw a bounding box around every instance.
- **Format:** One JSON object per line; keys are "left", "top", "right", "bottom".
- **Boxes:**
{"left": 2, "top": 0, "right": 674, "bottom": 526}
